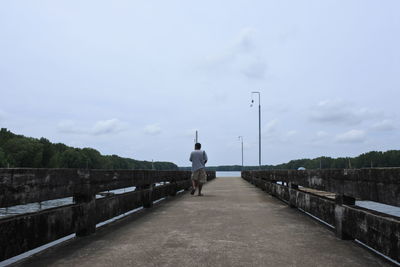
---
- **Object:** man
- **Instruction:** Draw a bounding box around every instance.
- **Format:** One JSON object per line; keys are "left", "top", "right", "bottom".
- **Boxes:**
{"left": 189, "top": 143, "right": 208, "bottom": 196}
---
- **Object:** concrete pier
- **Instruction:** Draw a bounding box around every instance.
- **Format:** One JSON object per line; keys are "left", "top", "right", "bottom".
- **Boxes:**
{"left": 17, "top": 177, "right": 389, "bottom": 266}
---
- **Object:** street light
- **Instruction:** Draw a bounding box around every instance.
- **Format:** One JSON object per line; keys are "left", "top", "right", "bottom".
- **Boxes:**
{"left": 238, "top": 136, "right": 244, "bottom": 170}
{"left": 250, "top": 91, "right": 261, "bottom": 169}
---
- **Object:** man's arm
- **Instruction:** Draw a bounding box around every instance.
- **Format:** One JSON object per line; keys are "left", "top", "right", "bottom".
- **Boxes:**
{"left": 203, "top": 151, "right": 208, "bottom": 164}
{"left": 189, "top": 152, "right": 193, "bottom": 162}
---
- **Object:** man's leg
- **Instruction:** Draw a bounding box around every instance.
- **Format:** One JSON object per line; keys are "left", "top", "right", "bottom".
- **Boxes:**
{"left": 198, "top": 169, "right": 206, "bottom": 196}
{"left": 198, "top": 182, "right": 203, "bottom": 196}
{"left": 191, "top": 179, "right": 197, "bottom": 195}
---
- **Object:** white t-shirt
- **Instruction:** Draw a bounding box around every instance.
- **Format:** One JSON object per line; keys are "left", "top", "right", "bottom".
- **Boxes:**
{"left": 189, "top": 150, "right": 208, "bottom": 172}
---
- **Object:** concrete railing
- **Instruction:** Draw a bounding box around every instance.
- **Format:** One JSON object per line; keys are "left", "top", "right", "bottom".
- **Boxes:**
{"left": 242, "top": 169, "right": 400, "bottom": 263}
{"left": 0, "top": 168, "right": 216, "bottom": 262}
{"left": 242, "top": 168, "right": 400, "bottom": 206}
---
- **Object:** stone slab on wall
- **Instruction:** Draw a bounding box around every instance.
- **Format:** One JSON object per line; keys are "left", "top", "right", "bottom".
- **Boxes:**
{"left": 242, "top": 168, "right": 400, "bottom": 207}
{"left": 0, "top": 169, "right": 193, "bottom": 208}
{"left": 345, "top": 205, "right": 400, "bottom": 262}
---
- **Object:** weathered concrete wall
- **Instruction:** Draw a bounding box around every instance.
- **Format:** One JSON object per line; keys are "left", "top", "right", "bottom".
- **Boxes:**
{"left": 0, "top": 169, "right": 80, "bottom": 208}
{"left": 291, "top": 187, "right": 336, "bottom": 226}
{"left": 206, "top": 171, "right": 216, "bottom": 181}
{"left": 254, "top": 180, "right": 335, "bottom": 226}
{"left": 242, "top": 168, "right": 400, "bottom": 207}
{"left": 242, "top": 170, "right": 400, "bottom": 263}
{"left": 0, "top": 204, "right": 80, "bottom": 261}
{"left": 95, "top": 191, "right": 143, "bottom": 224}
{"left": 0, "top": 169, "right": 193, "bottom": 208}
{"left": 344, "top": 205, "right": 400, "bottom": 261}
{"left": 267, "top": 182, "right": 290, "bottom": 202}
{"left": 0, "top": 169, "right": 216, "bottom": 261}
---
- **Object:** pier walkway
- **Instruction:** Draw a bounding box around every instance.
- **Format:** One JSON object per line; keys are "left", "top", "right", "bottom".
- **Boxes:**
{"left": 17, "top": 177, "right": 388, "bottom": 266}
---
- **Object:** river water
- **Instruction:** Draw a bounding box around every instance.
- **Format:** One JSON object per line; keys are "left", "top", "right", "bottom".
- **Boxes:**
{"left": 216, "top": 171, "right": 241, "bottom": 177}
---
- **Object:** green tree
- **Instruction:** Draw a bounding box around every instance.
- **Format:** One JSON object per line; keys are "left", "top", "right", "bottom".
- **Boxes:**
{"left": 59, "top": 148, "right": 87, "bottom": 168}
{"left": 0, "top": 128, "right": 16, "bottom": 147}
{"left": 81, "top": 148, "right": 104, "bottom": 169}
{"left": 2, "top": 137, "right": 43, "bottom": 167}
{"left": 39, "top": 137, "right": 55, "bottom": 167}
{"left": 0, "top": 148, "right": 7, "bottom": 167}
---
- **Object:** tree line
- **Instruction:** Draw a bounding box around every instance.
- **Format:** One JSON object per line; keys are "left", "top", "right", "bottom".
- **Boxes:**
{"left": 267, "top": 150, "right": 400, "bottom": 170}
{"left": 0, "top": 128, "right": 178, "bottom": 170}
{"left": 180, "top": 150, "right": 400, "bottom": 171}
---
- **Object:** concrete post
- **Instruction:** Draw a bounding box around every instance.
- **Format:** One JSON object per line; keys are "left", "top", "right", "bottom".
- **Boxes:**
{"left": 140, "top": 184, "right": 153, "bottom": 208}
{"left": 268, "top": 181, "right": 277, "bottom": 197}
{"left": 259, "top": 179, "right": 267, "bottom": 191}
{"left": 184, "top": 173, "right": 192, "bottom": 191}
{"left": 289, "top": 183, "right": 298, "bottom": 208}
{"left": 184, "top": 180, "right": 191, "bottom": 191}
{"left": 334, "top": 194, "right": 355, "bottom": 240}
{"left": 74, "top": 171, "right": 96, "bottom": 237}
{"left": 169, "top": 182, "right": 177, "bottom": 197}
{"left": 265, "top": 182, "right": 272, "bottom": 194}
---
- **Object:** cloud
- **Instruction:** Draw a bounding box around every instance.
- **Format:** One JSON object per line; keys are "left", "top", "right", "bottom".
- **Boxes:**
{"left": 0, "top": 110, "right": 6, "bottom": 121}
{"left": 310, "top": 130, "right": 330, "bottom": 144}
{"left": 239, "top": 57, "right": 267, "bottom": 79}
{"left": 260, "top": 120, "right": 298, "bottom": 143}
{"left": 335, "top": 129, "right": 366, "bottom": 143}
{"left": 262, "top": 120, "right": 298, "bottom": 143}
{"left": 203, "top": 28, "right": 267, "bottom": 80}
{"left": 226, "top": 138, "right": 250, "bottom": 150}
{"left": 57, "top": 120, "right": 83, "bottom": 134}
{"left": 58, "top": 119, "right": 127, "bottom": 135}
{"left": 213, "top": 91, "right": 229, "bottom": 103}
{"left": 263, "top": 119, "right": 279, "bottom": 136}
{"left": 310, "top": 99, "right": 380, "bottom": 125}
{"left": 144, "top": 123, "right": 162, "bottom": 135}
{"left": 316, "top": 131, "right": 329, "bottom": 138}
{"left": 181, "top": 128, "right": 198, "bottom": 139}
{"left": 92, "top": 119, "right": 126, "bottom": 135}
{"left": 277, "top": 27, "right": 298, "bottom": 44}
{"left": 286, "top": 130, "right": 298, "bottom": 137}
{"left": 278, "top": 130, "right": 298, "bottom": 143}
{"left": 371, "top": 119, "right": 396, "bottom": 131}
{"left": 234, "top": 28, "right": 257, "bottom": 53}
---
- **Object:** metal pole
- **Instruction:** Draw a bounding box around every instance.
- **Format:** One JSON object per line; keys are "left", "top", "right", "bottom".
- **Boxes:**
{"left": 195, "top": 130, "right": 198, "bottom": 143}
{"left": 258, "top": 100, "right": 261, "bottom": 169}
{"left": 251, "top": 91, "right": 261, "bottom": 169}
{"left": 241, "top": 138, "right": 244, "bottom": 169}
{"left": 238, "top": 136, "right": 244, "bottom": 170}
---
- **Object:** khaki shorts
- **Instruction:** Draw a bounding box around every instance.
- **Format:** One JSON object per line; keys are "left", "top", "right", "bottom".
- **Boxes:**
{"left": 192, "top": 169, "right": 207, "bottom": 184}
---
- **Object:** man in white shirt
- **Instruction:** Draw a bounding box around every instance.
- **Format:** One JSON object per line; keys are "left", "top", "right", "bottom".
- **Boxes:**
{"left": 189, "top": 143, "right": 208, "bottom": 196}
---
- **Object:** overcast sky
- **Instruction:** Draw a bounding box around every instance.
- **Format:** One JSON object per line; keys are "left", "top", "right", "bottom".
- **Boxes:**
{"left": 1, "top": 1, "right": 399, "bottom": 167}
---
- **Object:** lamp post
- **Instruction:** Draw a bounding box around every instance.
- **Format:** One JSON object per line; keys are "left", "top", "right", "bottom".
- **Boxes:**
{"left": 251, "top": 91, "right": 261, "bottom": 169}
{"left": 238, "top": 136, "right": 244, "bottom": 170}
